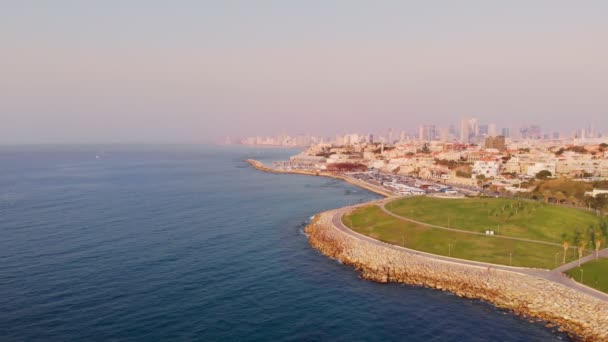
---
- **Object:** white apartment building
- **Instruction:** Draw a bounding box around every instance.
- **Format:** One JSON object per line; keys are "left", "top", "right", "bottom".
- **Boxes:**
{"left": 556, "top": 155, "right": 608, "bottom": 177}
{"left": 471, "top": 159, "right": 502, "bottom": 179}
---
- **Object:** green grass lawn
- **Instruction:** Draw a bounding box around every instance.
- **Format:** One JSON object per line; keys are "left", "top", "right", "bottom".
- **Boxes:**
{"left": 343, "top": 205, "right": 585, "bottom": 269}
{"left": 385, "top": 197, "right": 601, "bottom": 243}
{"left": 565, "top": 258, "right": 608, "bottom": 294}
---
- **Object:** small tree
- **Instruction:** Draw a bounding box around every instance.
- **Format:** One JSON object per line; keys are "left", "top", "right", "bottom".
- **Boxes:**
{"left": 421, "top": 143, "right": 430, "bottom": 154}
{"left": 571, "top": 228, "right": 583, "bottom": 260}
{"left": 476, "top": 174, "right": 486, "bottom": 188}
{"left": 577, "top": 238, "right": 587, "bottom": 267}
{"left": 561, "top": 233, "right": 569, "bottom": 264}
{"left": 594, "top": 228, "right": 602, "bottom": 260}
{"left": 535, "top": 170, "right": 552, "bottom": 180}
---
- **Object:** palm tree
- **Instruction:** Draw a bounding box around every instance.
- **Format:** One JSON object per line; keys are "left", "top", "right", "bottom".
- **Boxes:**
{"left": 594, "top": 228, "right": 602, "bottom": 260}
{"left": 561, "top": 233, "right": 569, "bottom": 264}
{"left": 577, "top": 238, "right": 587, "bottom": 267}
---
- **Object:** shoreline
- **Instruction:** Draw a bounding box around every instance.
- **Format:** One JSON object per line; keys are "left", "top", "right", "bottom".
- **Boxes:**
{"left": 305, "top": 210, "right": 608, "bottom": 342}
{"left": 246, "top": 159, "right": 394, "bottom": 197}
{"left": 247, "top": 158, "right": 608, "bottom": 342}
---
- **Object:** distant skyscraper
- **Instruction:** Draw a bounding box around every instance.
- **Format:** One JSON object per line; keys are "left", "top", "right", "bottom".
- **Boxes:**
{"left": 460, "top": 118, "right": 470, "bottom": 143}
{"left": 478, "top": 124, "right": 489, "bottom": 136}
{"left": 460, "top": 117, "right": 477, "bottom": 143}
{"left": 501, "top": 127, "right": 510, "bottom": 138}
{"left": 419, "top": 124, "right": 436, "bottom": 141}
{"left": 470, "top": 118, "right": 479, "bottom": 137}
{"left": 488, "top": 124, "right": 497, "bottom": 137}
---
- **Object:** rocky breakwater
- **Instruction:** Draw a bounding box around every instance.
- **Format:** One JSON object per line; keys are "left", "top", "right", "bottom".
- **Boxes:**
{"left": 306, "top": 210, "right": 608, "bottom": 342}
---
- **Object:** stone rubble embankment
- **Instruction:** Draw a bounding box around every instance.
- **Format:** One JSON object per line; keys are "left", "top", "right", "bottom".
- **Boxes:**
{"left": 306, "top": 210, "right": 608, "bottom": 342}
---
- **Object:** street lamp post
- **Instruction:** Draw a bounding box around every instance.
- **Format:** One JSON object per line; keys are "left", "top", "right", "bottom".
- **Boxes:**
{"left": 580, "top": 268, "right": 584, "bottom": 283}
{"left": 448, "top": 244, "right": 453, "bottom": 257}
{"left": 509, "top": 252, "right": 513, "bottom": 266}
{"left": 554, "top": 252, "right": 559, "bottom": 268}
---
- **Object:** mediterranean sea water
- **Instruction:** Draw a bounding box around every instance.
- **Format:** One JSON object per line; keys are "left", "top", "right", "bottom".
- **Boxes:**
{"left": 0, "top": 145, "right": 569, "bottom": 341}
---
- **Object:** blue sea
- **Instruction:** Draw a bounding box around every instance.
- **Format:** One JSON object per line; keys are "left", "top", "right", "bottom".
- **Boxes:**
{"left": 0, "top": 145, "right": 568, "bottom": 341}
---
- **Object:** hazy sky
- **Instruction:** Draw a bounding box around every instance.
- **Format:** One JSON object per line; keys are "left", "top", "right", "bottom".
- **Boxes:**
{"left": 2, "top": 1, "right": 607, "bottom": 143}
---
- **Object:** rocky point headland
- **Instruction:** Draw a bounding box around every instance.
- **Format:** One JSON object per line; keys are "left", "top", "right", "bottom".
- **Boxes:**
{"left": 305, "top": 209, "right": 608, "bottom": 342}
{"left": 248, "top": 158, "right": 608, "bottom": 341}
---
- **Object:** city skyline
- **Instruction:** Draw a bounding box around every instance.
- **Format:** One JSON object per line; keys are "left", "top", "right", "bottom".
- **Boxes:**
{"left": 229, "top": 119, "right": 604, "bottom": 147}
{"left": 2, "top": 1, "right": 608, "bottom": 144}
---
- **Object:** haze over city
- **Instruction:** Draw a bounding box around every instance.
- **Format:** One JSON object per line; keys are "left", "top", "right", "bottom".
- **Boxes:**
{"left": 4, "top": 2, "right": 608, "bottom": 342}
{"left": 2, "top": 1, "right": 607, "bottom": 144}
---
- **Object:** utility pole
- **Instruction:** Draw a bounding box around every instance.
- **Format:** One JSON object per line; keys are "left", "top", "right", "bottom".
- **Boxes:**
{"left": 448, "top": 244, "right": 453, "bottom": 257}
{"left": 580, "top": 268, "right": 584, "bottom": 283}
{"left": 509, "top": 252, "right": 513, "bottom": 266}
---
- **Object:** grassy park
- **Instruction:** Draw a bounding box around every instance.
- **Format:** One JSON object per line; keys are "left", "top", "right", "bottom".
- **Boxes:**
{"left": 565, "top": 258, "right": 608, "bottom": 293}
{"left": 342, "top": 197, "right": 604, "bottom": 269}
{"left": 385, "top": 197, "right": 601, "bottom": 243}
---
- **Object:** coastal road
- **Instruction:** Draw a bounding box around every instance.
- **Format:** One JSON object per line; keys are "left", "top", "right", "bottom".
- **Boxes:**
{"left": 331, "top": 204, "right": 608, "bottom": 303}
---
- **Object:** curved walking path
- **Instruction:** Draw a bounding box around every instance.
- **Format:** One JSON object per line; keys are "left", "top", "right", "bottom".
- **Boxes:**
{"left": 553, "top": 249, "right": 608, "bottom": 273}
{"left": 378, "top": 201, "right": 564, "bottom": 247}
{"left": 332, "top": 203, "right": 608, "bottom": 302}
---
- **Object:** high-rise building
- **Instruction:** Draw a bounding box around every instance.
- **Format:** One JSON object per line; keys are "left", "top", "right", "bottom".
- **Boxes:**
{"left": 478, "top": 124, "right": 489, "bottom": 136}
{"left": 488, "top": 124, "right": 497, "bottom": 137}
{"left": 419, "top": 125, "right": 436, "bottom": 141}
{"left": 460, "top": 118, "right": 470, "bottom": 143}
{"left": 460, "top": 117, "right": 478, "bottom": 143}
{"left": 470, "top": 118, "right": 479, "bottom": 137}
{"left": 501, "top": 127, "right": 510, "bottom": 138}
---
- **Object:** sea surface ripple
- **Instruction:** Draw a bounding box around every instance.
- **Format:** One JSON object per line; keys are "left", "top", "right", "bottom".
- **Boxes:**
{"left": 0, "top": 145, "right": 569, "bottom": 341}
